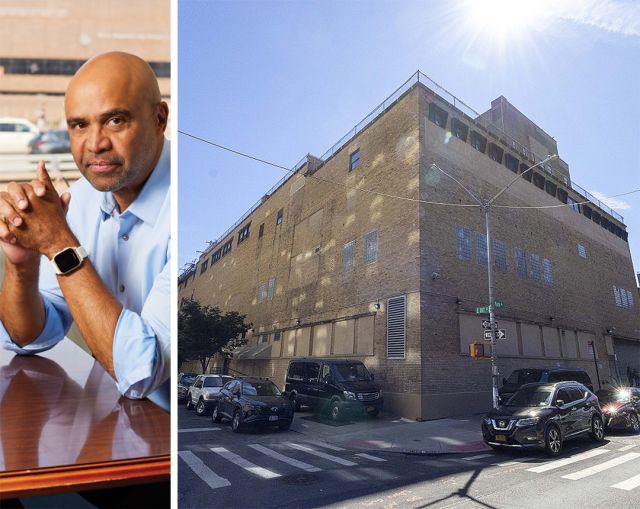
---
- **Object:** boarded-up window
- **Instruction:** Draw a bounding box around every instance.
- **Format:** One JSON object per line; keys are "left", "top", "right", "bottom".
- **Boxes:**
{"left": 334, "top": 320, "right": 355, "bottom": 355}
{"left": 356, "top": 315, "right": 374, "bottom": 355}
{"left": 387, "top": 295, "right": 406, "bottom": 359}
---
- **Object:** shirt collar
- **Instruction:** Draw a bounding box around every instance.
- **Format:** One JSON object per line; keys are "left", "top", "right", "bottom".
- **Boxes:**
{"left": 100, "top": 138, "right": 170, "bottom": 226}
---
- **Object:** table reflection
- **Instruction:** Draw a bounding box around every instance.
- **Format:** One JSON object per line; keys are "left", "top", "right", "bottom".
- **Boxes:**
{"left": 0, "top": 340, "right": 169, "bottom": 473}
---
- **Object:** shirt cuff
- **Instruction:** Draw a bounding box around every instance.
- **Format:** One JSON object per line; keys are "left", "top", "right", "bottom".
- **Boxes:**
{"left": 112, "top": 308, "right": 166, "bottom": 399}
{"left": 0, "top": 297, "right": 68, "bottom": 354}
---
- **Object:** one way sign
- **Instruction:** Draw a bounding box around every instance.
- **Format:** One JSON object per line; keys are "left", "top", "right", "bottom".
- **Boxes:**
{"left": 484, "top": 329, "right": 507, "bottom": 340}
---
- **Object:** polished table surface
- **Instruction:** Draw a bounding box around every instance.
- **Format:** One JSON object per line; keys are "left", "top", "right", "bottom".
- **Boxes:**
{"left": 0, "top": 339, "right": 170, "bottom": 498}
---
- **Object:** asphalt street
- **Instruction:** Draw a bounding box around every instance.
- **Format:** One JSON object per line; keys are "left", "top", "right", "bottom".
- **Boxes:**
{"left": 178, "top": 405, "right": 640, "bottom": 509}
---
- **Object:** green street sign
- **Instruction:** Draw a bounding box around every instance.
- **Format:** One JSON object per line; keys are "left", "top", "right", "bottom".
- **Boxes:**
{"left": 475, "top": 301, "right": 505, "bottom": 314}
{"left": 494, "top": 300, "right": 505, "bottom": 308}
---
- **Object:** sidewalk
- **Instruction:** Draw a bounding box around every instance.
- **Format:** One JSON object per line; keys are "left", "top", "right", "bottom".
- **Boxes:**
{"left": 293, "top": 411, "right": 491, "bottom": 455}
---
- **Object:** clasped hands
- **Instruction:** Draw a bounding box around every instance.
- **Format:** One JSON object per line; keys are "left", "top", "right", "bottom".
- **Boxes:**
{"left": 0, "top": 162, "right": 75, "bottom": 265}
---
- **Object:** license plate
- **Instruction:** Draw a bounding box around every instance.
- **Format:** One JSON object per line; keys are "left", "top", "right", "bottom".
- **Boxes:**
{"left": 269, "top": 415, "right": 278, "bottom": 421}
{"left": 495, "top": 434, "right": 506, "bottom": 442}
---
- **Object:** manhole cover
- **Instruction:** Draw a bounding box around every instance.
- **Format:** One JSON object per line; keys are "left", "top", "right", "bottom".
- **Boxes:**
{"left": 278, "top": 473, "right": 321, "bottom": 485}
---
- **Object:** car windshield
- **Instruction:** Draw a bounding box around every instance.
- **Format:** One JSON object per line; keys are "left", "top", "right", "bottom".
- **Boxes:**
{"left": 180, "top": 375, "right": 196, "bottom": 385}
{"left": 506, "top": 369, "right": 542, "bottom": 386}
{"left": 596, "top": 389, "right": 631, "bottom": 403}
{"left": 203, "top": 377, "right": 225, "bottom": 388}
{"left": 334, "top": 363, "right": 371, "bottom": 382}
{"left": 506, "top": 386, "right": 553, "bottom": 407}
{"left": 242, "top": 381, "right": 281, "bottom": 396}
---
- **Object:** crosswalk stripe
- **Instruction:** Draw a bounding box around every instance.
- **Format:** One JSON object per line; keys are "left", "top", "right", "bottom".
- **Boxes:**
{"left": 619, "top": 445, "right": 636, "bottom": 451}
{"left": 306, "top": 440, "right": 345, "bottom": 451}
{"left": 248, "top": 444, "right": 322, "bottom": 472}
{"left": 355, "top": 453, "right": 386, "bottom": 462}
{"left": 612, "top": 472, "right": 640, "bottom": 491}
{"left": 178, "top": 450, "right": 230, "bottom": 489}
{"left": 178, "top": 427, "right": 221, "bottom": 433}
{"left": 285, "top": 442, "right": 357, "bottom": 466}
{"left": 494, "top": 456, "right": 537, "bottom": 467}
{"left": 527, "top": 449, "right": 610, "bottom": 473}
{"left": 461, "top": 454, "right": 493, "bottom": 461}
{"left": 562, "top": 452, "right": 640, "bottom": 480}
{"left": 210, "top": 447, "right": 281, "bottom": 479}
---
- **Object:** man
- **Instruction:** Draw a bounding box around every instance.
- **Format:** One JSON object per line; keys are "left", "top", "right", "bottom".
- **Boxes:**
{"left": 0, "top": 52, "right": 170, "bottom": 403}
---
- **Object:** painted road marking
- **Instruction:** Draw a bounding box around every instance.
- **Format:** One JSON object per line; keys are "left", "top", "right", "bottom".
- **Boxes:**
{"left": 248, "top": 444, "right": 321, "bottom": 473}
{"left": 355, "top": 453, "right": 387, "bottom": 462}
{"left": 178, "top": 450, "right": 230, "bottom": 489}
{"left": 619, "top": 444, "right": 636, "bottom": 451}
{"left": 461, "top": 454, "right": 493, "bottom": 461}
{"left": 612, "top": 472, "right": 640, "bottom": 491}
{"left": 285, "top": 443, "right": 357, "bottom": 466}
{"left": 178, "top": 427, "right": 221, "bottom": 433}
{"left": 527, "top": 449, "right": 609, "bottom": 473}
{"left": 210, "top": 447, "right": 280, "bottom": 479}
{"left": 306, "top": 440, "right": 345, "bottom": 451}
{"left": 562, "top": 452, "right": 640, "bottom": 480}
{"left": 494, "top": 456, "right": 538, "bottom": 467}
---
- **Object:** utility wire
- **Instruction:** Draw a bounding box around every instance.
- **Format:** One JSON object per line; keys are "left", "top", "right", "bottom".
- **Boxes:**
{"left": 178, "top": 129, "right": 639, "bottom": 211}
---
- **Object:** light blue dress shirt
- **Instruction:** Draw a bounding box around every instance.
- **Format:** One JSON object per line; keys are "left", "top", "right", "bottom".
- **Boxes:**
{"left": 0, "top": 139, "right": 171, "bottom": 406}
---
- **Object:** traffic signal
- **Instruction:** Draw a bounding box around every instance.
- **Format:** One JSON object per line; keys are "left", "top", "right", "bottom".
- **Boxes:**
{"left": 469, "top": 342, "right": 485, "bottom": 359}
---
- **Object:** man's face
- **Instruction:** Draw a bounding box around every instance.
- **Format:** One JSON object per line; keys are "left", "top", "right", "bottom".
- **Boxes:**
{"left": 65, "top": 75, "right": 165, "bottom": 199}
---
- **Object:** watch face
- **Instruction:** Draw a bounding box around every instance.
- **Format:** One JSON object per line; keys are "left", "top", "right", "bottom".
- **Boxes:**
{"left": 54, "top": 248, "right": 81, "bottom": 273}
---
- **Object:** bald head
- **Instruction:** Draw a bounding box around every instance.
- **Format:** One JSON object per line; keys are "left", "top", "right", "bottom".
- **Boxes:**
{"left": 64, "top": 51, "right": 168, "bottom": 210}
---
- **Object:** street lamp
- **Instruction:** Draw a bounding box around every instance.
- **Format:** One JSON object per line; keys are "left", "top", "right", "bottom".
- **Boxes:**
{"left": 431, "top": 153, "right": 558, "bottom": 408}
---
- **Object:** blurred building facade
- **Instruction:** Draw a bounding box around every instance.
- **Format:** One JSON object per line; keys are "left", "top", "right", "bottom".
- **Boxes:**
{"left": 178, "top": 74, "right": 640, "bottom": 420}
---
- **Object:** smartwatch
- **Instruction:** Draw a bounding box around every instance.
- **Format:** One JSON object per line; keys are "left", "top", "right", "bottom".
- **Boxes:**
{"left": 50, "top": 246, "right": 88, "bottom": 275}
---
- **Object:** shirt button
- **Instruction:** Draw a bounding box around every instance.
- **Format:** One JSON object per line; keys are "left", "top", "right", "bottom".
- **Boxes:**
{"left": 122, "top": 234, "right": 129, "bottom": 241}
{"left": 119, "top": 284, "right": 125, "bottom": 293}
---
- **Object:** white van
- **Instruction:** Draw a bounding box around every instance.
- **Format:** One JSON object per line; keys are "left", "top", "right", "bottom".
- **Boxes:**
{"left": 0, "top": 117, "right": 38, "bottom": 154}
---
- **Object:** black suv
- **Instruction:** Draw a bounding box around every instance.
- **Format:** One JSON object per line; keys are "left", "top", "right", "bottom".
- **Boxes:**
{"left": 482, "top": 382, "right": 605, "bottom": 456}
{"left": 285, "top": 358, "right": 383, "bottom": 421}
{"left": 596, "top": 387, "right": 640, "bottom": 433}
{"left": 212, "top": 378, "right": 293, "bottom": 432}
{"left": 499, "top": 368, "right": 593, "bottom": 402}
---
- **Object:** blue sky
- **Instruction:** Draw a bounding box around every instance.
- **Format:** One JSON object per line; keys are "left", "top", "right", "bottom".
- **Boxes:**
{"left": 178, "top": 0, "right": 640, "bottom": 277}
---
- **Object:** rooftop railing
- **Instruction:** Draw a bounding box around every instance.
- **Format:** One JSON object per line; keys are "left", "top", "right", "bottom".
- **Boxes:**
{"left": 181, "top": 71, "right": 624, "bottom": 276}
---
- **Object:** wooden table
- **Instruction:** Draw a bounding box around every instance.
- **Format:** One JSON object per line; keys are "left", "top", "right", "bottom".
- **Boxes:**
{"left": 0, "top": 339, "right": 170, "bottom": 499}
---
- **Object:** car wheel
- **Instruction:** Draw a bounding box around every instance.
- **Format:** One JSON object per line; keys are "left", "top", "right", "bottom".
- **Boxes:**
{"left": 195, "top": 398, "right": 207, "bottom": 416}
{"left": 630, "top": 413, "right": 640, "bottom": 434}
{"left": 545, "top": 425, "right": 562, "bottom": 457}
{"left": 186, "top": 395, "right": 193, "bottom": 410}
{"left": 290, "top": 395, "right": 301, "bottom": 412}
{"left": 211, "top": 404, "right": 222, "bottom": 423}
{"left": 330, "top": 401, "right": 342, "bottom": 422}
{"left": 232, "top": 409, "right": 243, "bottom": 432}
{"left": 590, "top": 415, "right": 605, "bottom": 442}
{"left": 279, "top": 419, "right": 292, "bottom": 431}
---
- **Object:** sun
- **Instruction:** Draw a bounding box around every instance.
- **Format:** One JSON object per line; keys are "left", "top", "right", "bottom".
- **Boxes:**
{"left": 463, "top": 0, "right": 548, "bottom": 42}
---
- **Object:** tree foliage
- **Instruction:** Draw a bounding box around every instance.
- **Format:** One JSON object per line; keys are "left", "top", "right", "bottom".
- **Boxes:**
{"left": 178, "top": 298, "right": 251, "bottom": 373}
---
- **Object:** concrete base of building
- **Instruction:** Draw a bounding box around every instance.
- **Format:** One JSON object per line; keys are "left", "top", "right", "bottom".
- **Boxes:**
{"left": 383, "top": 392, "right": 423, "bottom": 420}
{"left": 421, "top": 391, "right": 493, "bottom": 420}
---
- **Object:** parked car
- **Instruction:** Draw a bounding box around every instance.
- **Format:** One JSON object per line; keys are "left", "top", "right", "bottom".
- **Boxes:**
{"left": 499, "top": 368, "right": 593, "bottom": 402}
{"left": 212, "top": 378, "right": 293, "bottom": 432}
{"left": 482, "top": 381, "right": 604, "bottom": 456}
{"left": 186, "top": 374, "right": 234, "bottom": 415}
{"left": 285, "top": 358, "right": 383, "bottom": 421}
{"left": 0, "top": 117, "right": 38, "bottom": 154}
{"left": 177, "top": 372, "right": 198, "bottom": 403}
{"left": 596, "top": 387, "right": 640, "bottom": 433}
{"left": 28, "top": 128, "right": 71, "bottom": 154}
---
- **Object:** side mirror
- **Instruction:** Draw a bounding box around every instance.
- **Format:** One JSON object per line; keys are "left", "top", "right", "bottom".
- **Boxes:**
{"left": 556, "top": 399, "right": 564, "bottom": 407}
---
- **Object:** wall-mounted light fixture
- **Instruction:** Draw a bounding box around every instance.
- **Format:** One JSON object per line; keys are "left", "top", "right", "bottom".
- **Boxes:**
{"left": 455, "top": 298, "right": 462, "bottom": 305}
{"left": 606, "top": 327, "right": 616, "bottom": 335}
{"left": 296, "top": 318, "right": 301, "bottom": 326}
{"left": 375, "top": 300, "right": 381, "bottom": 310}
{"left": 549, "top": 316, "right": 555, "bottom": 322}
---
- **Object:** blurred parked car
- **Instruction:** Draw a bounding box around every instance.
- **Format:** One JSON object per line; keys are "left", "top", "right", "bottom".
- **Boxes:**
{"left": 482, "top": 381, "right": 604, "bottom": 456}
{"left": 186, "top": 374, "right": 234, "bottom": 416}
{"left": 0, "top": 117, "right": 38, "bottom": 154}
{"left": 499, "top": 368, "right": 593, "bottom": 403}
{"left": 28, "top": 128, "right": 71, "bottom": 154}
{"left": 596, "top": 387, "right": 640, "bottom": 433}
{"left": 177, "top": 372, "right": 198, "bottom": 403}
{"left": 212, "top": 378, "right": 293, "bottom": 432}
{"left": 285, "top": 358, "right": 382, "bottom": 421}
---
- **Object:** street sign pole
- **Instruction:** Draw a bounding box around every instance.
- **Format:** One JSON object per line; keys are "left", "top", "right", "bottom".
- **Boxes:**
{"left": 484, "top": 203, "right": 499, "bottom": 409}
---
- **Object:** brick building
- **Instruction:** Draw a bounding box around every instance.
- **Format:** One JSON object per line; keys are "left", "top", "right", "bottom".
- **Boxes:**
{"left": 179, "top": 72, "right": 640, "bottom": 419}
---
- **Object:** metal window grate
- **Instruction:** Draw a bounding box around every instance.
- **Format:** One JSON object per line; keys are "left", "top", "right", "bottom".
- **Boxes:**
{"left": 456, "top": 225, "right": 472, "bottom": 261}
{"left": 543, "top": 258, "right": 553, "bottom": 285}
{"left": 530, "top": 254, "right": 541, "bottom": 281}
{"left": 257, "top": 282, "right": 266, "bottom": 303}
{"left": 621, "top": 287, "right": 629, "bottom": 308}
{"left": 387, "top": 295, "right": 406, "bottom": 359}
{"left": 627, "top": 290, "right": 634, "bottom": 308}
{"left": 268, "top": 277, "right": 275, "bottom": 300}
{"left": 578, "top": 244, "right": 586, "bottom": 258}
{"left": 476, "top": 233, "right": 487, "bottom": 265}
{"left": 515, "top": 248, "right": 527, "bottom": 278}
{"left": 494, "top": 240, "right": 507, "bottom": 272}
{"left": 613, "top": 286, "right": 622, "bottom": 307}
{"left": 343, "top": 240, "right": 356, "bottom": 272}
{"left": 364, "top": 231, "right": 378, "bottom": 264}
